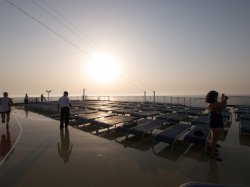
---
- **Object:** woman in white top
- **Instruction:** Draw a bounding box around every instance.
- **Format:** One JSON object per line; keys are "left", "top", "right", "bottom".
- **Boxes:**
{"left": 0, "top": 92, "right": 14, "bottom": 125}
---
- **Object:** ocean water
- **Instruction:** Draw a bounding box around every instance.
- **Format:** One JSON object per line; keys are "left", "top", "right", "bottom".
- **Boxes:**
{"left": 12, "top": 95, "right": 250, "bottom": 107}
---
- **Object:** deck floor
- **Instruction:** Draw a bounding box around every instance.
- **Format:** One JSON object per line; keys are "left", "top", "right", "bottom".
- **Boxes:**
{"left": 0, "top": 108, "right": 250, "bottom": 187}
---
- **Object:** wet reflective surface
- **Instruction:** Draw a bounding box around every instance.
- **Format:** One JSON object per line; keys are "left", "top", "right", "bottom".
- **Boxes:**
{"left": 0, "top": 108, "right": 250, "bottom": 187}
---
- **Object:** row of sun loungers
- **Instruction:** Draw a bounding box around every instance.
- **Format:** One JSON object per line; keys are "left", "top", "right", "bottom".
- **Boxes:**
{"left": 152, "top": 111, "right": 231, "bottom": 154}
{"left": 21, "top": 101, "right": 238, "bottom": 155}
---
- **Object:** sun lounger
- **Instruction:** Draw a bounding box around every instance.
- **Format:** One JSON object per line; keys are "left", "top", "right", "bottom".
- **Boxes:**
{"left": 156, "top": 107, "right": 177, "bottom": 114}
{"left": 239, "top": 114, "right": 250, "bottom": 134}
{"left": 99, "top": 107, "right": 122, "bottom": 112}
{"left": 234, "top": 106, "right": 250, "bottom": 119}
{"left": 71, "top": 108, "right": 97, "bottom": 115}
{"left": 178, "top": 108, "right": 204, "bottom": 116}
{"left": 75, "top": 112, "right": 114, "bottom": 124}
{"left": 191, "top": 115, "right": 229, "bottom": 130}
{"left": 112, "top": 108, "right": 139, "bottom": 115}
{"left": 116, "top": 118, "right": 152, "bottom": 134}
{"left": 240, "top": 114, "right": 250, "bottom": 120}
{"left": 132, "top": 111, "right": 160, "bottom": 119}
{"left": 179, "top": 182, "right": 247, "bottom": 187}
{"left": 191, "top": 115, "right": 209, "bottom": 125}
{"left": 239, "top": 120, "right": 250, "bottom": 134}
{"left": 183, "top": 123, "right": 209, "bottom": 154}
{"left": 91, "top": 115, "right": 136, "bottom": 133}
{"left": 126, "top": 118, "right": 168, "bottom": 140}
{"left": 153, "top": 123, "right": 191, "bottom": 151}
{"left": 156, "top": 113, "right": 189, "bottom": 123}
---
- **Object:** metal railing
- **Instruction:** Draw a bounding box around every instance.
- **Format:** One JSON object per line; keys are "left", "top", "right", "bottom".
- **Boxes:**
{"left": 12, "top": 95, "right": 250, "bottom": 107}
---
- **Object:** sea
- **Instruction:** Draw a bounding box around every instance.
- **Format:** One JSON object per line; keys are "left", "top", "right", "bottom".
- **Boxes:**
{"left": 12, "top": 95, "right": 250, "bottom": 107}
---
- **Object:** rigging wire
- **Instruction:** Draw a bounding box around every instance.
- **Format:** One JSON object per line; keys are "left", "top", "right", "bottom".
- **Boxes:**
{"left": 118, "top": 73, "right": 145, "bottom": 92}
{"left": 5, "top": 0, "right": 90, "bottom": 56}
{"left": 29, "top": 0, "right": 101, "bottom": 53}
{"left": 41, "top": 0, "right": 98, "bottom": 51}
{"left": 125, "top": 71, "right": 154, "bottom": 91}
{"left": 5, "top": 0, "right": 154, "bottom": 94}
{"left": 37, "top": 0, "right": 155, "bottom": 93}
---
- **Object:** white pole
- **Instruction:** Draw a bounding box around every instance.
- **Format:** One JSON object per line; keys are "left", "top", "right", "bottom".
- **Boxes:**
{"left": 83, "top": 88, "right": 85, "bottom": 100}
{"left": 153, "top": 91, "right": 155, "bottom": 109}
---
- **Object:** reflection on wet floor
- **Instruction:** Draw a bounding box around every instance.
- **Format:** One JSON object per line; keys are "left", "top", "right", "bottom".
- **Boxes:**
{"left": 1, "top": 106, "right": 250, "bottom": 187}
{"left": 0, "top": 128, "right": 11, "bottom": 160}
{"left": 57, "top": 128, "right": 73, "bottom": 163}
{"left": 0, "top": 117, "right": 21, "bottom": 164}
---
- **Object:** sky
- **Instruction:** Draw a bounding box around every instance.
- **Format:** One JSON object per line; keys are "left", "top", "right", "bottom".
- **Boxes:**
{"left": 0, "top": 0, "right": 250, "bottom": 97}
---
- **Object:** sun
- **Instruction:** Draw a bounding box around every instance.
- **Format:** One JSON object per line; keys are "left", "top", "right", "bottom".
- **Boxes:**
{"left": 85, "top": 53, "right": 121, "bottom": 82}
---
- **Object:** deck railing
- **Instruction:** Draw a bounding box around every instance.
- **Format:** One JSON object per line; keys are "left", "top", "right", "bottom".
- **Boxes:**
{"left": 12, "top": 95, "right": 250, "bottom": 107}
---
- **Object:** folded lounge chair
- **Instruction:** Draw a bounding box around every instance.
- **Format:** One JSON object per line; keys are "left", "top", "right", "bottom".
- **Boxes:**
{"left": 153, "top": 123, "right": 191, "bottom": 152}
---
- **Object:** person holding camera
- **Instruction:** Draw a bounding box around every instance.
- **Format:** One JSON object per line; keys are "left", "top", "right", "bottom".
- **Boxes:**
{"left": 205, "top": 90, "right": 228, "bottom": 161}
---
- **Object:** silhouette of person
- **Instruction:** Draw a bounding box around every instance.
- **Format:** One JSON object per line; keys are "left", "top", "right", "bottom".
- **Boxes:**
{"left": 24, "top": 93, "right": 29, "bottom": 104}
{"left": 41, "top": 94, "right": 46, "bottom": 103}
{"left": 0, "top": 128, "right": 11, "bottom": 159}
{"left": 0, "top": 92, "right": 14, "bottom": 127}
{"left": 58, "top": 91, "right": 72, "bottom": 129}
{"left": 206, "top": 91, "right": 228, "bottom": 161}
{"left": 57, "top": 128, "right": 73, "bottom": 163}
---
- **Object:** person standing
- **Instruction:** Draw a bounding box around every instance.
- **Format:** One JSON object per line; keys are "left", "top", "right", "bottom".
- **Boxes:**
{"left": 41, "top": 94, "right": 46, "bottom": 103}
{"left": 24, "top": 93, "right": 29, "bottom": 104}
{"left": 205, "top": 90, "right": 228, "bottom": 161}
{"left": 58, "top": 91, "right": 72, "bottom": 129}
{"left": 0, "top": 92, "right": 14, "bottom": 127}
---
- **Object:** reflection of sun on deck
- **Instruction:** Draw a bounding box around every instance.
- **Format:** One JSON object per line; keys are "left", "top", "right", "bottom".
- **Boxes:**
{"left": 1, "top": 102, "right": 250, "bottom": 187}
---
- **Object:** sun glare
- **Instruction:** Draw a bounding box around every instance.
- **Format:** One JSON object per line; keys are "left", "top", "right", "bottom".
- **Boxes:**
{"left": 85, "top": 53, "right": 121, "bottom": 82}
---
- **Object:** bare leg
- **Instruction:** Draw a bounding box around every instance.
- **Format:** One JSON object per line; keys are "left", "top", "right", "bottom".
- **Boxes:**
{"left": 210, "top": 128, "right": 222, "bottom": 161}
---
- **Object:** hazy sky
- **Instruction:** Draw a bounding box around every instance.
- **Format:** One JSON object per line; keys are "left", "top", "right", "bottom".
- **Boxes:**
{"left": 1, "top": 0, "right": 250, "bottom": 97}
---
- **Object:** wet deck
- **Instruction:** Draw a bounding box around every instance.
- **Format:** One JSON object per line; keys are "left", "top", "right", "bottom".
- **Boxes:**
{"left": 0, "top": 108, "right": 250, "bottom": 187}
